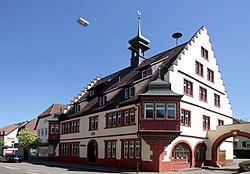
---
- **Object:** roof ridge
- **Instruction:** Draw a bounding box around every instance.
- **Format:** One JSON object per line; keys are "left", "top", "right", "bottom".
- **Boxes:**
{"left": 64, "top": 76, "right": 101, "bottom": 114}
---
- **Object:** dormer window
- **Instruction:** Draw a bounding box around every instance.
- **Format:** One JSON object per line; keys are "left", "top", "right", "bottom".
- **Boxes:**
{"left": 125, "top": 86, "right": 135, "bottom": 99}
{"left": 89, "top": 90, "right": 95, "bottom": 97}
{"left": 99, "top": 95, "right": 107, "bottom": 106}
{"left": 142, "top": 67, "right": 152, "bottom": 78}
{"left": 74, "top": 104, "right": 80, "bottom": 113}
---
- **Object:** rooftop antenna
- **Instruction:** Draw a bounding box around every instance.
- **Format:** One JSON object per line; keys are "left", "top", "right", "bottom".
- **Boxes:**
{"left": 172, "top": 32, "right": 182, "bottom": 46}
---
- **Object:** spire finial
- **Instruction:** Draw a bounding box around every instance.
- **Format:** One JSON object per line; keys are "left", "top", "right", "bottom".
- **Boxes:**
{"left": 137, "top": 10, "right": 142, "bottom": 36}
{"left": 137, "top": 10, "right": 141, "bottom": 19}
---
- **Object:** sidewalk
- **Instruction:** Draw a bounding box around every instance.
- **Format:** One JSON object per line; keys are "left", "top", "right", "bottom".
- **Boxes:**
{"left": 23, "top": 158, "right": 135, "bottom": 174}
{"left": 23, "top": 158, "right": 243, "bottom": 174}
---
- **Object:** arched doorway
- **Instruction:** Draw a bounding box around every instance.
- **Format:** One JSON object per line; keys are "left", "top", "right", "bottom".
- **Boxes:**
{"left": 87, "top": 140, "right": 98, "bottom": 163}
{"left": 171, "top": 142, "right": 192, "bottom": 168}
{"left": 211, "top": 130, "right": 250, "bottom": 167}
{"left": 194, "top": 142, "right": 207, "bottom": 167}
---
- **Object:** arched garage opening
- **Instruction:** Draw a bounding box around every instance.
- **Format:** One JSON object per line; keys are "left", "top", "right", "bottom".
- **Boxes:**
{"left": 194, "top": 142, "right": 207, "bottom": 167}
{"left": 211, "top": 130, "right": 250, "bottom": 167}
{"left": 171, "top": 141, "right": 192, "bottom": 170}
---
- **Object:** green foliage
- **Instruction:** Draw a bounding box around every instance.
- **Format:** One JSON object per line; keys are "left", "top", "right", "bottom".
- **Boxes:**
{"left": 0, "top": 139, "right": 4, "bottom": 149}
{"left": 17, "top": 129, "right": 39, "bottom": 149}
{"left": 239, "top": 160, "right": 250, "bottom": 172}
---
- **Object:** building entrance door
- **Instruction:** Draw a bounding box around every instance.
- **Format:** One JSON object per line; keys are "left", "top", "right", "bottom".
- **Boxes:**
{"left": 88, "top": 140, "right": 97, "bottom": 163}
{"left": 219, "top": 150, "right": 226, "bottom": 166}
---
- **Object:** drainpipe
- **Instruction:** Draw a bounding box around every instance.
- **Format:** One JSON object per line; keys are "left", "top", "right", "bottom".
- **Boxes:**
{"left": 136, "top": 103, "right": 142, "bottom": 173}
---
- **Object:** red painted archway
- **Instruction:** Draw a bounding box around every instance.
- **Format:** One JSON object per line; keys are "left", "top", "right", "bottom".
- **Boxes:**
{"left": 211, "top": 130, "right": 250, "bottom": 166}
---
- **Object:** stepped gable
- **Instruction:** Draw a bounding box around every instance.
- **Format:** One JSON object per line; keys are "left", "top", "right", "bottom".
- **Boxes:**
{"left": 64, "top": 43, "right": 190, "bottom": 120}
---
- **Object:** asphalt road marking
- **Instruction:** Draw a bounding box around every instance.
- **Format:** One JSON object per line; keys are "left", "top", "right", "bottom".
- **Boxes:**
{"left": 27, "top": 169, "right": 39, "bottom": 174}
{"left": 0, "top": 164, "right": 20, "bottom": 170}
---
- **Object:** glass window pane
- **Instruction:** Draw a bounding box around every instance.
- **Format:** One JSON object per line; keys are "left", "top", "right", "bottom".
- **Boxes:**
{"left": 156, "top": 103, "right": 165, "bottom": 118}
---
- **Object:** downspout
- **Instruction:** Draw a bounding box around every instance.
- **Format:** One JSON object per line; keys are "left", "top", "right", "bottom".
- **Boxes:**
{"left": 136, "top": 103, "right": 142, "bottom": 173}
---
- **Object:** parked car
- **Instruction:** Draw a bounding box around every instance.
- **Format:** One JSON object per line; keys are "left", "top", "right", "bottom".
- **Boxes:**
{"left": 4, "top": 154, "right": 22, "bottom": 163}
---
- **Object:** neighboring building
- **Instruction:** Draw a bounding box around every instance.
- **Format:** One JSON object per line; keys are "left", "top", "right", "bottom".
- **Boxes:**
{"left": 0, "top": 122, "right": 28, "bottom": 155}
{"left": 17, "top": 118, "right": 38, "bottom": 157}
{"left": 233, "top": 118, "right": 250, "bottom": 158}
{"left": 34, "top": 103, "right": 66, "bottom": 159}
{"left": 47, "top": 16, "right": 233, "bottom": 172}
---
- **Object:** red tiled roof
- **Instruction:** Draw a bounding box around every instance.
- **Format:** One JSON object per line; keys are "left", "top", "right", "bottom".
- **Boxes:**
{"left": 0, "top": 124, "right": 21, "bottom": 135}
{"left": 38, "top": 104, "right": 66, "bottom": 118}
{"left": 25, "top": 118, "right": 38, "bottom": 134}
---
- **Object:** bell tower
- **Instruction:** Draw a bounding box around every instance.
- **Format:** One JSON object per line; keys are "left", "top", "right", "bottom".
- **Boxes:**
{"left": 128, "top": 11, "right": 150, "bottom": 68}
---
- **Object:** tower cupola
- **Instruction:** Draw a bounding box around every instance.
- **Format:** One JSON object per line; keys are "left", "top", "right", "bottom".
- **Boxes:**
{"left": 128, "top": 11, "right": 150, "bottom": 68}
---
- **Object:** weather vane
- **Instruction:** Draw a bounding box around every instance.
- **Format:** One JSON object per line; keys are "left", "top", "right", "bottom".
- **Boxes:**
{"left": 137, "top": 10, "right": 141, "bottom": 19}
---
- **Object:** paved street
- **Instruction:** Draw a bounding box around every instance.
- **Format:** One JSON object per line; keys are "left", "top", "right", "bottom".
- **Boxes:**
{"left": 0, "top": 159, "right": 248, "bottom": 174}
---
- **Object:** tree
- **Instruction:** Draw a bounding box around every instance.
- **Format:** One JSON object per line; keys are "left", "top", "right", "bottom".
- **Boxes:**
{"left": 17, "top": 129, "right": 39, "bottom": 149}
{"left": 0, "top": 139, "right": 4, "bottom": 155}
{"left": 17, "top": 129, "right": 39, "bottom": 159}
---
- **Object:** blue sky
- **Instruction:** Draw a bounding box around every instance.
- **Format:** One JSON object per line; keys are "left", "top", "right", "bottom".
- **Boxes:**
{"left": 0, "top": 0, "right": 250, "bottom": 127}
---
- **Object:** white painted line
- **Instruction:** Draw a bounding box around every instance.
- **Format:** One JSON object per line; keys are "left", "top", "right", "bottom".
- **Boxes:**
{"left": 27, "top": 172, "right": 38, "bottom": 174}
{"left": 0, "top": 164, "right": 19, "bottom": 170}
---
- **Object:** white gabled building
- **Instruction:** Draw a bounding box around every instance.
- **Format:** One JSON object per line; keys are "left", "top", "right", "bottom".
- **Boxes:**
{"left": 47, "top": 15, "right": 235, "bottom": 172}
{"left": 34, "top": 103, "right": 66, "bottom": 159}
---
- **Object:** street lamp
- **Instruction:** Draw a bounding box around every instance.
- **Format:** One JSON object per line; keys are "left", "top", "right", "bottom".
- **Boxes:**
{"left": 77, "top": 17, "right": 89, "bottom": 27}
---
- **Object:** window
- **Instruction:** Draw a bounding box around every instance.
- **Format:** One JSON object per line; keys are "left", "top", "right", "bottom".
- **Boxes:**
{"left": 61, "top": 143, "right": 79, "bottom": 157}
{"left": 125, "top": 86, "right": 135, "bottom": 99}
{"left": 89, "top": 90, "right": 95, "bottom": 97}
{"left": 129, "top": 141, "right": 134, "bottom": 158}
{"left": 89, "top": 116, "right": 98, "bottom": 130}
{"left": 144, "top": 102, "right": 177, "bottom": 119}
{"left": 99, "top": 95, "right": 107, "bottom": 106}
{"left": 207, "top": 68, "right": 214, "bottom": 82}
{"left": 135, "top": 141, "right": 140, "bottom": 159}
{"left": 124, "top": 141, "right": 128, "bottom": 158}
{"left": 123, "top": 140, "right": 140, "bottom": 159}
{"left": 172, "top": 143, "right": 190, "bottom": 159}
{"left": 130, "top": 110, "right": 135, "bottom": 124}
{"left": 108, "top": 114, "right": 112, "bottom": 127}
{"left": 195, "top": 61, "right": 203, "bottom": 77}
{"left": 203, "top": 115, "right": 210, "bottom": 130}
{"left": 106, "top": 141, "right": 116, "bottom": 158}
{"left": 142, "top": 67, "right": 152, "bottom": 78}
{"left": 74, "top": 104, "right": 80, "bottom": 113}
{"left": 51, "top": 125, "right": 55, "bottom": 134}
{"left": 243, "top": 141, "right": 246, "bottom": 148}
{"left": 167, "top": 103, "right": 176, "bottom": 119}
{"left": 156, "top": 103, "right": 165, "bottom": 119}
{"left": 144, "top": 103, "right": 154, "bottom": 119}
{"left": 55, "top": 125, "right": 59, "bottom": 134}
{"left": 218, "top": 119, "right": 224, "bottom": 126}
{"left": 61, "top": 120, "right": 80, "bottom": 134}
{"left": 117, "top": 112, "right": 122, "bottom": 126}
{"left": 124, "top": 111, "right": 129, "bottom": 125}
{"left": 181, "top": 109, "right": 191, "bottom": 127}
{"left": 113, "top": 113, "right": 117, "bottom": 127}
{"left": 105, "top": 108, "right": 135, "bottom": 128}
{"left": 214, "top": 93, "right": 220, "bottom": 107}
{"left": 199, "top": 86, "right": 207, "bottom": 102}
{"left": 201, "top": 47, "right": 208, "bottom": 60}
{"left": 184, "top": 79, "right": 193, "bottom": 96}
